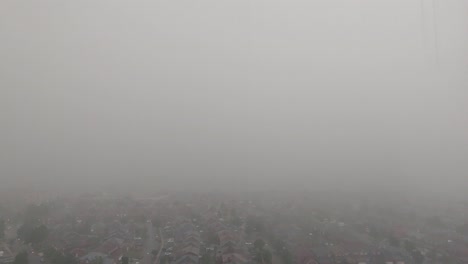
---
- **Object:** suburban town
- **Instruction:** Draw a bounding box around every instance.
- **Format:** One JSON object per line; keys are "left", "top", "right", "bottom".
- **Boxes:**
{"left": 2, "top": 0, "right": 467, "bottom": 263}
{"left": 1, "top": 190, "right": 467, "bottom": 264}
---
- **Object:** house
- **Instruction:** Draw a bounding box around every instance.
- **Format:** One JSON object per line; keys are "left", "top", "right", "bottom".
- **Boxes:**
{"left": 182, "top": 240, "right": 200, "bottom": 249}
{"left": 80, "top": 252, "right": 114, "bottom": 264}
{"left": 181, "top": 245, "right": 200, "bottom": 257}
{"left": 182, "top": 234, "right": 202, "bottom": 248}
{"left": 70, "top": 248, "right": 87, "bottom": 259}
{"left": 174, "top": 254, "right": 199, "bottom": 264}
{"left": 371, "top": 250, "right": 409, "bottom": 264}
{"left": 312, "top": 246, "right": 335, "bottom": 264}
{"left": 221, "top": 253, "right": 248, "bottom": 264}
{"left": 0, "top": 245, "right": 15, "bottom": 264}
{"left": 295, "top": 248, "right": 318, "bottom": 264}
{"left": 96, "top": 237, "right": 126, "bottom": 262}
{"left": 299, "top": 256, "right": 319, "bottom": 264}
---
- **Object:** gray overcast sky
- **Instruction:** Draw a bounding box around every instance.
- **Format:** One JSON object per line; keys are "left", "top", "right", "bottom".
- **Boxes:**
{"left": 1, "top": 0, "right": 467, "bottom": 193}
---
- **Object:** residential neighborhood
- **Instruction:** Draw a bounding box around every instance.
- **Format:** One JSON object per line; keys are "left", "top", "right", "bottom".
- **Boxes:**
{"left": 1, "top": 191, "right": 468, "bottom": 264}
{"left": 2, "top": 0, "right": 467, "bottom": 263}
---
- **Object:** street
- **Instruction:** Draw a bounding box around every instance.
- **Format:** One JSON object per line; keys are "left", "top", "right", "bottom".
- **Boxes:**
{"left": 141, "top": 221, "right": 156, "bottom": 264}
{"left": 3, "top": 225, "right": 42, "bottom": 264}
{"left": 153, "top": 228, "right": 163, "bottom": 264}
{"left": 28, "top": 251, "right": 42, "bottom": 264}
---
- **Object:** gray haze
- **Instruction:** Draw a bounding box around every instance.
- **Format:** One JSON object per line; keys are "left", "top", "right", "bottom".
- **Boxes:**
{"left": 1, "top": 0, "right": 467, "bottom": 194}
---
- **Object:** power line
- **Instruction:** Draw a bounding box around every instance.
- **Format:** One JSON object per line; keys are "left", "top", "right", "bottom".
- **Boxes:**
{"left": 420, "top": 0, "right": 425, "bottom": 45}
{"left": 431, "top": 0, "right": 440, "bottom": 67}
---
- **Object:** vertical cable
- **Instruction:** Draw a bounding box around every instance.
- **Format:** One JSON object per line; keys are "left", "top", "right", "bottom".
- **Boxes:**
{"left": 431, "top": 0, "right": 440, "bottom": 67}
{"left": 420, "top": 0, "right": 426, "bottom": 45}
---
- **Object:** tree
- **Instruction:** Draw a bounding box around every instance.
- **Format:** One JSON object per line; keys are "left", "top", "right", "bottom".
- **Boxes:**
{"left": 426, "top": 249, "right": 437, "bottom": 260}
{"left": 253, "top": 248, "right": 272, "bottom": 264}
{"left": 17, "top": 224, "right": 33, "bottom": 242}
{"left": 121, "top": 256, "right": 129, "bottom": 264}
{"left": 204, "top": 230, "right": 220, "bottom": 245}
{"left": 135, "top": 226, "right": 147, "bottom": 239}
{"left": 44, "top": 247, "right": 78, "bottom": 264}
{"left": 411, "top": 250, "right": 425, "bottom": 264}
{"left": 271, "top": 238, "right": 285, "bottom": 252}
{"left": 152, "top": 217, "right": 162, "bottom": 228}
{"left": 17, "top": 224, "right": 48, "bottom": 244}
{"left": 246, "top": 216, "right": 265, "bottom": 235}
{"left": 404, "top": 240, "right": 415, "bottom": 252}
{"left": 31, "top": 224, "right": 48, "bottom": 244}
{"left": 388, "top": 236, "right": 400, "bottom": 247}
{"left": 262, "top": 249, "right": 272, "bottom": 264}
{"left": 457, "top": 223, "right": 468, "bottom": 235}
{"left": 254, "top": 239, "right": 265, "bottom": 251}
{"left": 426, "top": 216, "right": 443, "bottom": 227}
{"left": 228, "top": 207, "right": 242, "bottom": 227}
{"left": 280, "top": 249, "right": 294, "bottom": 264}
{"left": 23, "top": 204, "right": 49, "bottom": 225}
{"left": 219, "top": 203, "right": 228, "bottom": 218}
{"left": 160, "top": 255, "right": 170, "bottom": 264}
{"left": 135, "top": 213, "right": 147, "bottom": 223}
{"left": 439, "top": 254, "right": 457, "bottom": 264}
{"left": 0, "top": 218, "right": 5, "bottom": 240}
{"left": 271, "top": 239, "right": 293, "bottom": 264}
{"left": 13, "top": 251, "right": 28, "bottom": 264}
{"left": 368, "top": 226, "right": 384, "bottom": 240}
{"left": 199, "top": 253, "right": 214, "bottom": 264}
{"left": 373, "top": 253, "right": 386, "bottom": 264}
{"left": 230, "top": 208, "right": 237, "bottom": 218}
{"left": 92, "top": 257, "right": 104, "bottom": 264}
{"left": 56, "top": 252, "right": 77, "bottom": 264}
{"left": 252, "top": 239, "right": 270, "bottom": 264}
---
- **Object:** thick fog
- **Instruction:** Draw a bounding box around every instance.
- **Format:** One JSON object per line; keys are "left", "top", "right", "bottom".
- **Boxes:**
{"left": 1, "top": 0, "right": 467, "bottom": 194}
